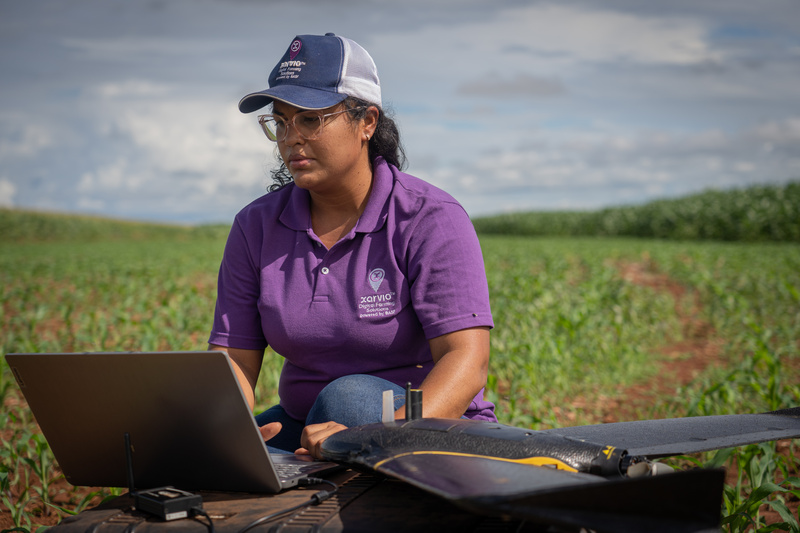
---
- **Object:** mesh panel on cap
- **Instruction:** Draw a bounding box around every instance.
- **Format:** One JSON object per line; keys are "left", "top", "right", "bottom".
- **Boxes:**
{"left": 339, "top": 37, "right": 381, "bottom": 106}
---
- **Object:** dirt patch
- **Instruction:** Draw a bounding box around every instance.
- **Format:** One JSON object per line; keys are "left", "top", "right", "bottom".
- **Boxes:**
{"left": 0, "top": 477, "right": 107, "bottom": 530}
{"left": 547, "top": 258, "right": 725, "bottom": 425}
{"left": 597, "top": 259, "right": 725, "bottom": 423}
{"left": 614, "top": 259, "right": 799, "bottom": 527}
{"left": 1, "top": 396, "right": 109, "bottom": 529}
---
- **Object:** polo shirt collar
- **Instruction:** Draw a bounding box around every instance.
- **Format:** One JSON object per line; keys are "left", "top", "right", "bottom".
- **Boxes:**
{"left": 279, "top": 184, "right": 311, "bottom": 232}
{"left": 278, "top": 157, "right": 392, "bottom": 234}
{"left": 357, "top": 157, "right": 391, "bottom": 234}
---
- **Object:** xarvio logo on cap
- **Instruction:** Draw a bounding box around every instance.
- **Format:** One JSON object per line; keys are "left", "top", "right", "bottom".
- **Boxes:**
{"left": 289, "top": 39, "right": 302, "bottom": 60}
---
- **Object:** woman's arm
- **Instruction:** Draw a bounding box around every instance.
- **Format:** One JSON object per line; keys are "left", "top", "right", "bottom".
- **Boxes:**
{"left": 396, "top": 326, "right": 490, "bottom": 419}
{"left": 209, "top": 344, "right": 282, "bottom": 442}
{"left": 299, "top": 326, "right": 491, "bottom": 457}
{"left": 208, "top": 344, "right": 264, "bottom": 411}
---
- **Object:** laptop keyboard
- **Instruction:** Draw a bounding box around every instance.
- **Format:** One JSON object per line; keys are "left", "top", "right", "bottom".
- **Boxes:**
{"left": 274, "top": 461, "right": 322, "bottom": 480}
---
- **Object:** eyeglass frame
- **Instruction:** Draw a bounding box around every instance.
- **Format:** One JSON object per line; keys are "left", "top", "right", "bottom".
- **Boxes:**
{"left": 257, "top": 106, "right": 367, "bottom": 142}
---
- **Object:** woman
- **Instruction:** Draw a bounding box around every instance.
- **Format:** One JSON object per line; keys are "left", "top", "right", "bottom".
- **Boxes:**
{"left": 208, "top": 33, "right": 494, "bottom": 458}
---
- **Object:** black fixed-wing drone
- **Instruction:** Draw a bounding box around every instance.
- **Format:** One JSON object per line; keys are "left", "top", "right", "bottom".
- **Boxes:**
{"left": 321, "top": 405, "right": 800, "bottom": 533}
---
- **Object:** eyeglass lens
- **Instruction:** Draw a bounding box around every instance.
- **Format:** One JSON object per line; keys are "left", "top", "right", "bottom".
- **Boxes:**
{"left": 261, "top": 111, "right": 324, "bottom": 142}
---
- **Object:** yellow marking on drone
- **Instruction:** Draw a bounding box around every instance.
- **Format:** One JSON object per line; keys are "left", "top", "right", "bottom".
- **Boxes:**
{"left": 375, "top": 451, "right": 579, "bottom": 472}
{"left": 602, "top": 445, "right": 616, "bottom": 459}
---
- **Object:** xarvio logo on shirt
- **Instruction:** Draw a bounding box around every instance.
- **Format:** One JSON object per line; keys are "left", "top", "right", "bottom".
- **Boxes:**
{"left": 368, "top": 268, "right": 385, "bottom": 291}
{"left": 359, "top": 268, "right": 397, "bottom": 319}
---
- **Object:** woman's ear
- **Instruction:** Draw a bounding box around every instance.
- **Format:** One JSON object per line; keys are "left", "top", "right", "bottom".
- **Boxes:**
{"left": 363, "top": 106, "right": 379, "bottom": 140}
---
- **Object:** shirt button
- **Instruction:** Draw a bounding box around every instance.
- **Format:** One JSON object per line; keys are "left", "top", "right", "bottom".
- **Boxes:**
{"left": 321, "top": 267, "right": 330, "bottom": 275}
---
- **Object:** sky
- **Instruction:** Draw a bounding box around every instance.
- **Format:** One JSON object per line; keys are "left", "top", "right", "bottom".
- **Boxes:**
{"left": 1, "top": 0, "right": 799, "bottom": 224}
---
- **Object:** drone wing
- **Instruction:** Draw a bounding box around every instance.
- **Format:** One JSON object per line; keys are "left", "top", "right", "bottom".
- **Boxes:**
{"left": 321, "top": 409, "right": 800, "bottom": 532}
{"left": 541, "top": 407, "right": 800, "bottom": 457}
{"left": 363, "top": 450, "right": 723, "bottom": 533}
{"left": 321, "top": 418, "right": 730, "bottom": 532}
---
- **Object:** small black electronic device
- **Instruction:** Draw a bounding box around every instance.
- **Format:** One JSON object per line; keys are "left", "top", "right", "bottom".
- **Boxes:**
{"left": 134, "top": 487, "right": 203, "bottom": 521}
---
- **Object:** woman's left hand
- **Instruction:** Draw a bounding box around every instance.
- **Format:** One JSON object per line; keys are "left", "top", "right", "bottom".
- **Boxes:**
{"left": 259, "top": 421, "right": 283, "bottom": 442}
{"left": 296, "top": 421, "right": 348, "bottom": 459}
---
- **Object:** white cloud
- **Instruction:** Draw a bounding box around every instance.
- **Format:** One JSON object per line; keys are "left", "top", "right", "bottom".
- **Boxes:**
{"left": 492, "top": 4, "right": 716, "bottom": 65}
{"left": 92, "top": 80, "right": 172, "bottom": 99}
{"left": 371, "top": 3, "right": 717, "bottom": 89}
{"left": 0, "top": 178, "right": 16, "bottom": 207}
{"left": 754, "top": 117, "right": 800, "bottom": 144}
{"left": 76, "top": 196, "right": 106, "bottom": 211}
{"left": 429, "top": 115, "right": 800, "bottom": 215}
{"left": 0, "top": 120, "right": 53, "bottom": 159}
{"left": 457, "top": 74, "right": 567, "bottom": 98}
{"left": 61, "top": 36, "right": 239, "bottom": 61}
{"left": 78, "top": 160, "right": 135, "bottom": 193}
{"left": 69, "top": 89, "right": 278, "bottom": 220}
{"left": 110, "top": 100, "right": 270, "bottom": 188}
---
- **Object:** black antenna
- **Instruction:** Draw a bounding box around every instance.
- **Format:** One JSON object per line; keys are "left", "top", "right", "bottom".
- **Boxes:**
{"left": 405, "top": 382, "right": 423, "bottom": 421}
{"left": 124, "top": 432, "right": 137, "bottom": 495}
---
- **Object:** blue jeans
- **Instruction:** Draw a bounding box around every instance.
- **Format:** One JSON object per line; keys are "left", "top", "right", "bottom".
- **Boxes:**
{"left": 255, "top": 374, "right": 407, "bottom": 453}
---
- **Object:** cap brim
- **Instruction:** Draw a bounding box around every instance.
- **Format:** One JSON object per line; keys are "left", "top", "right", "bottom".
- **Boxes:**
{"left": 238, "top": 86, "right": 348, "bottom": 113}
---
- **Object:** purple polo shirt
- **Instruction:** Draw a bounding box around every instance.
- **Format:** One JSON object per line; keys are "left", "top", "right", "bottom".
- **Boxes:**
{"left": 209, "top": 157, "right": 495, "bottom": 421}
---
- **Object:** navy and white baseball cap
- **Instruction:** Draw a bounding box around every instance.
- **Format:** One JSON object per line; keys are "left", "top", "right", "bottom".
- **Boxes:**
{"left": 238, "top": 33, "right": 382, "bottom": 113}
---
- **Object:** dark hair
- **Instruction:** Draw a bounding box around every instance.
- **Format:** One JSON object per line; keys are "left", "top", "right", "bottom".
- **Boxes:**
{"left": 268, "top": 97, "right": 407, "bottom": 192}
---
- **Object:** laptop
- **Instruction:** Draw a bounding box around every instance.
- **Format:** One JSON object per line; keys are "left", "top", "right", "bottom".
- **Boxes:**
{"left": 5, "top": 351, "right": 341, "bottom": 493}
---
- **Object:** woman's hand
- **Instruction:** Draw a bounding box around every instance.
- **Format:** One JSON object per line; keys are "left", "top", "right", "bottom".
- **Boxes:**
{"left": 259, "top": 421, "right": 282, "bottom": 442}
{"left": 295, "top": 421, "right": 348, "bottom": 459}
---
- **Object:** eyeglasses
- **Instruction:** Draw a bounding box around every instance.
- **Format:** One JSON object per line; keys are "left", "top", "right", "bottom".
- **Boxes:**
{"left": 257, "top": 107, "right": 365, "bottom": 142}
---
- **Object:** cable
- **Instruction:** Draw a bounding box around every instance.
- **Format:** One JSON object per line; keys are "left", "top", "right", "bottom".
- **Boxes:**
{"left": 236, "top": 478, "right": 339, "bottom": 533}
{"left": 298, "top": 477, "right": 338, "bottom": 503}
{"left": 192, "top": 506, "right": 215, "bottom": 533}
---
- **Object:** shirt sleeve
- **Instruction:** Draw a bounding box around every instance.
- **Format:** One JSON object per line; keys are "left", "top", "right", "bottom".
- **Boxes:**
{"left": 208, "top": 218, "right": 269, "bottom": 350}
{"left": 405, "top": 199, "right": 494, "bottom": 339}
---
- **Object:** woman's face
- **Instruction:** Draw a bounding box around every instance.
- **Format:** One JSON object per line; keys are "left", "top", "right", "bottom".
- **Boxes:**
{"left": 272, "top": 101, "right": 376, "bottom": 195}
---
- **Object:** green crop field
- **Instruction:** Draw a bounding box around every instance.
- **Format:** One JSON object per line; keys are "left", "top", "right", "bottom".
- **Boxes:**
{"left": 2, "top": 207, "right": 800, "bottom": 532}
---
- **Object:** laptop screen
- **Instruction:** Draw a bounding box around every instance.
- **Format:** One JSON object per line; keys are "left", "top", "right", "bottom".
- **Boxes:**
{"left": 6, "top": 351, "right": 285, "bottom": 492}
